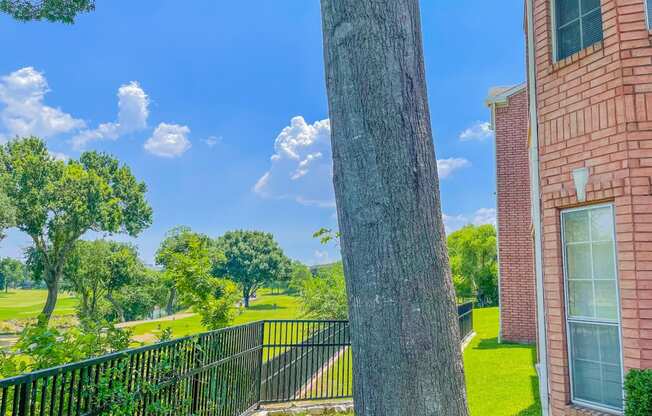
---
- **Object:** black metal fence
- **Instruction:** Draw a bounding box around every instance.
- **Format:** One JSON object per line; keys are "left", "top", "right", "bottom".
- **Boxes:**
{"left": 0, "top": 303, "right": 473, "bottom": 416}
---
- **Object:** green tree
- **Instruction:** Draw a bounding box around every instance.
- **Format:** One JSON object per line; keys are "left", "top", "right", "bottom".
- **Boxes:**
{"left": 157, "top": 227, "right": 238, "bottom": 329}
{"left": 0, "top": 257, "right": 26, "bottom": 292}
{"left": 213, "top": 230, "right": 291, "bottom": 308}
{"left": 1, "top": 137, "right": 152, "bottom": 323}
{"left": 447, "top": 224, "right": 498, "bottom": 306}
{"left": 0, "top": 0, "right": 94, "bottom": 23}
{"left": 112, "top": 268, "right": 168, "bottom": 322}
{"left": 156, "top": 226, "right": 203, "bottom": 315}
{"left": 299, "top": 262, "right": 348, "bottom": 320}
{"left": 0, "top": 192, "right": 14, "bottom": 243}
{"left": 55, "top": 240, "right": 144, "bottom": 321}
{"left": 288, "top": 260, "right": 312, "bottom": 294}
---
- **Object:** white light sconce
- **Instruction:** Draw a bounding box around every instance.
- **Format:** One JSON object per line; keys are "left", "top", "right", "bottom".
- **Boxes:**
{"left": 572, "top": 167, "right": 589, "bottom": 202}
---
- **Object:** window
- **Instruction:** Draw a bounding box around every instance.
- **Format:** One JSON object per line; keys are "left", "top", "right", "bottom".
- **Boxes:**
{"left": 555, "top": 0, "right": 604, "bottom": 60}
{"left": 562, "top": 205, "right": 623, "bottom": 412}
{"left": 647, "top": 0, "right": 652, "bottom": 29}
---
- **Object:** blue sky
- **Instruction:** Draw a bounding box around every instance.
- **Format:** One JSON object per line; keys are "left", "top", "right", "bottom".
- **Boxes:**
{"left": 0, "top": 1, "right": 525, "bottom": 266}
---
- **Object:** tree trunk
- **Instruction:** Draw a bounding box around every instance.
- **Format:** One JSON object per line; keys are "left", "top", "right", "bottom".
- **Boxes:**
{"left": 42, "top": 276, "right": 59, "bottom": 324}
{"left": 320, "top": 2, "right": 469, "bottom": 415}
{"left": 242, "top": 287, "right": 250, "bottom": 308}
{"left": 107, "top": 292, "right": 125, "bottom": 322}
{"left": 166, "top": 287, "right": 177, "bottom": 316}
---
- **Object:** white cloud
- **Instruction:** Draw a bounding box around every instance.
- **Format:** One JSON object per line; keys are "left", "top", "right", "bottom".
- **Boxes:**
{"left": 202, "top": 136, "right": 221, "bottom": 148}
{"left": 0, "top": 67, "right": 84, "bottom": 140}
{"left": 72, "top": 81, "right": 149, "bottom": 149}
{"left": 459, "top": 121, "right": 493, "bottom": 141}
{"left": 472, "top": 207, "right": 497, "bottom": 226}
{"left": 256, "top": 116, "right": 468, "bottom": 208}
{"left": 437, "top": 157, "right": 470, "bottom": 179}
{"left": 443, "top": 208, "right": 497, "bottom": 233}
{"left": 144, "top": 123, "right": 191, "bottom": 158}
{"left": 49, "top": 151, "right": 69, "bottom": 161}
{"left": 254, "top": 116, "right": 334, "bottom": 207}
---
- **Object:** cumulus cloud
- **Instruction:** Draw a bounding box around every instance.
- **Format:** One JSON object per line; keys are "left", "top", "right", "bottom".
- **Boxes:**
{"left": 437, "top": 157, "right": 470, "bottom": 179}
{"left": 0, "top": 67, "right": 84, "bottom": 141}
{"left": 459, "top": 121, "right": 493, "bottom": 141}
{"left": 256, "top": 116, "right": 469, "bottom": 208}
{"left": 144, "top": 123, "right": 191, "bottom": 158}
{"left": 254, "top": 116, "right": 334, "bottom": 207}
{"left": 443, "top": 208, "right": 497, "bottom": 233}
{"left": 72, "top": 81, "right": 149, "bottom": 149}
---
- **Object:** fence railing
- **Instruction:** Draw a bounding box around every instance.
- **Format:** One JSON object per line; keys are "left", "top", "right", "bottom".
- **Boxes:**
{"left": 0, "top": 302, "right": 473, "bottom": 416}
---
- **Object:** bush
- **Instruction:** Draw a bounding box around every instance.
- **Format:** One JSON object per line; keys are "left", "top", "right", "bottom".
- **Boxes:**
{"left": 625, "top": 369, "right": 652, "bottom": 416}
{"left": 13, "top": 317, "right": 131, "bottom": 371}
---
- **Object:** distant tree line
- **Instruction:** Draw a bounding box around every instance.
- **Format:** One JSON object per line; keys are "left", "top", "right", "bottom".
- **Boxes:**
{"left": 297, "top": 224, "right": 499, "bottom": 320}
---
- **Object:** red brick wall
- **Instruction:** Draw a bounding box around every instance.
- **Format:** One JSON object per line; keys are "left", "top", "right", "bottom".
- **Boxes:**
{"left": 494, "top": 88, "right": 538, "bottom": 344}
{"left": 529, "top": 0, "right": 652, "bottom": 414}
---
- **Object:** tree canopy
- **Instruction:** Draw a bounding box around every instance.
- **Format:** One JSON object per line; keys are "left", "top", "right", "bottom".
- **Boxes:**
{"left": 59, "top": 240, "right": 144, "bottom": 321}
{"left": 1, "top": 137, "right": 153, "bottom": 322}
{"left": 0, "top": 0, "right": 94, "bottom": 23}
{"left": 213, "top": 230, "right": 291, "bottom": 308}
{"left": 0, "top": 257, "right": 26, "bottom": 291}
{"left": 157, "top": 226, "right": 238, "bottom": 329}
{"left": 447, "top": 224, "right": 498, "bottom": 306}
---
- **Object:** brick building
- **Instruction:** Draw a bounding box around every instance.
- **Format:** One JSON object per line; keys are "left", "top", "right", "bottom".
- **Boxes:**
{"left": 490, "top": 0, "right": 652, "bottom": 414}
{"left": 487, "top": 85, "right": 538, "bottom": 344}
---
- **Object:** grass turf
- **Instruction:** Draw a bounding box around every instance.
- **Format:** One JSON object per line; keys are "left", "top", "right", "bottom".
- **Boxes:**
{"left": 0, "top": 289, "right": 78, "bottom": 321}
{"left": 464, "top": 307, "right": 541, "bottom": 416}
{"left": 315, "top": 308, "right": 540, "bottom": 416}
{"left": 129, "top": 290, "right": 302, "bottom": 339}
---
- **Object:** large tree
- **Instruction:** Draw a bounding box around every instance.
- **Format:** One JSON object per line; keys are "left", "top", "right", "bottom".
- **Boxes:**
{"left": 448, "top": 224, "right": 498, "bottom": 306}
{"left": 213, "top": 230, "right": 291, "bottom": 308}
{"left": 56, "top": 240, "right": 144, "bottom": 321}
{"left": 0, "top": 257, "right": 26, "bottom": 292}
{"left": 1, "top": 137, "right": 152, "bottom": 323}
{"left": 320, "top": 1, "right": 469, "bottom": 415}
{"left": 156, "top": 226, "right": 238, "bottom": 329}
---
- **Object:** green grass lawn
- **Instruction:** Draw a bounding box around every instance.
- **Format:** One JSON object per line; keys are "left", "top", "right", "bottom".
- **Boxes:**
{"left": 317, "top": 308, "right": 540, "bottom": 416}
{"left": 464, "top": 307, "right": 540, "bottom": 416}
{"left": 0, "top": 289, "right": 78, "bottom": 321}
{"left": 129, "top": 290, "right": 302, "bottom": 339}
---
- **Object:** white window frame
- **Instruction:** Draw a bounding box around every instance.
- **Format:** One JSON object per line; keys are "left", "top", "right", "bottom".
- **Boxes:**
{"left": 561, "top": 203, "right": 625, "bottom": 414}
{"left": 550, "top": 0, "right": 604, "bottom": 62}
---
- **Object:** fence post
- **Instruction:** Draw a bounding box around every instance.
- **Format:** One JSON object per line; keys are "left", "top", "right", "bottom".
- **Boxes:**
{"left": 190, "top": 339, "right": 201, "bottom": 415}
{"left": 256, "top": 321, "right": 265, "bottom": 405}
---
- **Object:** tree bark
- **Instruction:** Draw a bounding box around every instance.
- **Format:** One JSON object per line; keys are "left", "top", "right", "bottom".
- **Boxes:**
{"left": 42, "top": 277, "right": 59, "bottom": 323}
{"left": 320, "top": 1, "right": 469, "bottom": 415}
{"left": 166, "top": 287, "right": 177, "bottom": 316}
{"left": 107, "top": 292, "right": 125, "bottom": 322}
{"left": 242, "top": 287, "right": 250, "bottom": 308}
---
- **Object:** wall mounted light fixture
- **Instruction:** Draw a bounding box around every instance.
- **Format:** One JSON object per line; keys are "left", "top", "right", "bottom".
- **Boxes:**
{"left": 572, "top": 167, "right": 589, "bottom": 202}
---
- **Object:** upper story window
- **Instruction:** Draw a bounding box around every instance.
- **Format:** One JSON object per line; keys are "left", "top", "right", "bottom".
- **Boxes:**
{"left": 647, "top": 0, "right": 652, "bottom": 29}
{"left": 555, "top": 0, "right": 604, "bottom": 60}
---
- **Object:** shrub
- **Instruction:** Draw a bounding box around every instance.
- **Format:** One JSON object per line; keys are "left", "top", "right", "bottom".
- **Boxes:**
{"left": 13, "top": 317, "right": 131, "bottom": 371}
{"left": 625, "top": 369, "right": 652, "bottom": 416}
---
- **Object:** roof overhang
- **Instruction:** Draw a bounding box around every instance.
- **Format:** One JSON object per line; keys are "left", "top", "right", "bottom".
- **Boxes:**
{"left": 485, "top": 83, "right": 526, "bottom": 130}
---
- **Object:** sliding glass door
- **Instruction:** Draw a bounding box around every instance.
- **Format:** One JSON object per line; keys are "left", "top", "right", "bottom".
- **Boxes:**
{"left": 561, "top": 204, "right": 623, "bottom": 412}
